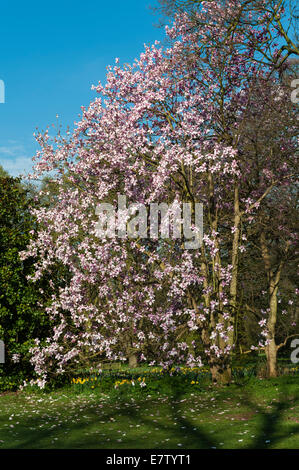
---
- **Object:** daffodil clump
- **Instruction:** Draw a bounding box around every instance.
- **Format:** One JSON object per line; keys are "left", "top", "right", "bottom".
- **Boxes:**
{"left": 71, "top": 376, "right": 98, "bottom": 390}
{"left": 114, "top": 379, "right": 136, "bottom": 388}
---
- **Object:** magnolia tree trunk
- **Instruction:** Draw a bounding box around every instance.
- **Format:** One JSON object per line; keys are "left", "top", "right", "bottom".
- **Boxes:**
{"left": 206, "top": 330, "right": 232, "bottom": 385}
{"left": 209, "top": 360, "right": 232, "bottom": 385}
{"left": 194, "top": 282, "right": 233, "bottom": 386}
{"left": 212, "top": 334, "right": 233, "bottom": 385}
{"left": 229, "top": 184, "right": 241, "bottom": 349}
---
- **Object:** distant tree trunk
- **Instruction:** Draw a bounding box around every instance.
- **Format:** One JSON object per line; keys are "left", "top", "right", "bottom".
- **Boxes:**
{"left": 260, "top": 230, "right": 283, "bottom": 378}
{"left": 129, "top": 354, "right": 137, "bottom": 368}
{"left": 266, "top": 333, "right": 277, "bottom": 378}
{"left": 265, "top": 273, "right": 284, "bottom": 378}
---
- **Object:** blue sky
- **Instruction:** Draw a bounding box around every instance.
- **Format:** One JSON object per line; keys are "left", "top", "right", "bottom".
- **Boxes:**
{"left": 0, "top": 0, "right": 165, "bottom": 177}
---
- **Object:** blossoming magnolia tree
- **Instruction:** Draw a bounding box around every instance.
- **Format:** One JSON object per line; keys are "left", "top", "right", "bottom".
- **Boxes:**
{"left": 21, "top": 1, "right": 297, "bottom": 387}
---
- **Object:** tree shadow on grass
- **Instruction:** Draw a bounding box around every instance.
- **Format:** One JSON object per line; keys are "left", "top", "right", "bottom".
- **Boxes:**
{"left": 241, "top": 379, "right": 299, "bottom": 449}
{"left": 3, "top": 376, "right": 299, "bottom": 449}
{"left": 2, "top": 390, "right": 217, "bottom": 449}
{"left": 163, "top": 376, "right": 299, "bottom": 449}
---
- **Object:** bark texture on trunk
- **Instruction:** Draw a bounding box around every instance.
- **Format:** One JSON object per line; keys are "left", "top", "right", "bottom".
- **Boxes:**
{"left": 129, "top": 354, "right": 137, "bottom": 368}
{"left": 210, "top": 362, "right": 232, "bottom": 385}
{"left": 260, "top": 230, "right": 283, "bottom": 378}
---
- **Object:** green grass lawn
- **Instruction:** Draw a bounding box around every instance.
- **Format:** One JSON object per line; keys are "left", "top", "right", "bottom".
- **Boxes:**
{"left": 1, "top": 375, "right": 299, "bottom": 449}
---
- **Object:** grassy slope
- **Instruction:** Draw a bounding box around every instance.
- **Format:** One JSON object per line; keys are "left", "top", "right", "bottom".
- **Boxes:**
{"left": 1, "top": 376, "right": 299, "bottom": 449}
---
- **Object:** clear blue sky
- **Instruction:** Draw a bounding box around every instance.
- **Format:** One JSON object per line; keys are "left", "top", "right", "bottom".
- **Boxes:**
{"left": 0, "top": 0, "right": 165, "bottom": 177}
